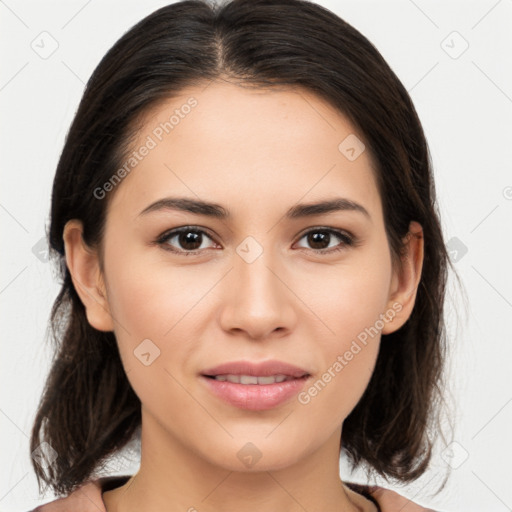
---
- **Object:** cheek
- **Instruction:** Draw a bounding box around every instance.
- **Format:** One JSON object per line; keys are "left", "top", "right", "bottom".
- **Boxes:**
{"left": 103, "top": 243, "right": 206, "bottom": 338}
{"left": 102, "top": 262, "right": 201, "bottom": 419}
{"left": 328, "top": 271, "right": 390, "bottom": 344}
{"left": 300, "top": 255, "right": 392, "bottom": 420}
{"left": 102, "top": 245, "right": 224, "bottom": 396}
{"left": 309, "top": 245, "right": 392, "bottom": 346}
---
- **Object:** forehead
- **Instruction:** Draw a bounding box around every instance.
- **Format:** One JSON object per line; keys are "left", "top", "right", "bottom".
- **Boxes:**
{"left": 107, "top": 80, "right": 382, "bottom": 224}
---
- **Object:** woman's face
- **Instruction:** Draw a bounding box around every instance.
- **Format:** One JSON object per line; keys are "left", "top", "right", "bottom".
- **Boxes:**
{"left": 74, "top": 81, "right": 416, "bottom": 472}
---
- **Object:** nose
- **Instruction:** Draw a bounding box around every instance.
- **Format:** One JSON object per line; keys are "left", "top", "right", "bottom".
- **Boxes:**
{"left": 218, "top": 247, "right": 297, "bottom": 341}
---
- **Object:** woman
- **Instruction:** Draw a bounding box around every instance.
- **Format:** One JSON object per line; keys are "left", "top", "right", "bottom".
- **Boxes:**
{"left": 29, "top": 0, "right": 452, "bottom": 510}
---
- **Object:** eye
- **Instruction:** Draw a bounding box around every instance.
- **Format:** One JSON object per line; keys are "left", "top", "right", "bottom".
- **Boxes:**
{"left": 155, "top": 226, "right": 356, "bottom": 256}
{"left": 156, "top": 227, "right": 218, "bottom": 255}
{"left": 294, "top": 227, "right": 354, "bottom": 254}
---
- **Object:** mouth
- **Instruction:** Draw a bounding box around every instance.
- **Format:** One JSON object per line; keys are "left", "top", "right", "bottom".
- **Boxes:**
{"left": 200, "top": 360, "right": 311, "bottom": 410}
{"left": 203, "top": 374, "right": 304, "bottom": 384}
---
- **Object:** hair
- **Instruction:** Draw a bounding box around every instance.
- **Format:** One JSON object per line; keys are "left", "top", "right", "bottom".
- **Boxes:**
{"left": 30, "top": 0, "right": 456, "bottom": 497}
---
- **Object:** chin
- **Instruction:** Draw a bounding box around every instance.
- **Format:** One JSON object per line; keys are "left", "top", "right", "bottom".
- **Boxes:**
{"left": 200, "top": 439, "right": 308, "bottom": 473}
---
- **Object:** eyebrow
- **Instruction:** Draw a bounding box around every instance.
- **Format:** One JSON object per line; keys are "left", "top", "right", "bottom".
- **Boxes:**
{"left": 138, "top": 196, "right": 371, "bottom": 220}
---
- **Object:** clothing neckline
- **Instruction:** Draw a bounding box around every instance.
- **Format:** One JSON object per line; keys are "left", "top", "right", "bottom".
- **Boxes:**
{"left": 344, "top": 482, "right": 382, "bottom": 512}
{"left": 99, "top": 475, "right": 381, "bottom": 511}
{"left": 99, "top": 474, "right": 132, "bottom": 494}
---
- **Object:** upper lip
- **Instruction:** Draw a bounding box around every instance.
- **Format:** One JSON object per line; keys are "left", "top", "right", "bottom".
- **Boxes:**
{"left": 201, "top": 360, "right": 310, "bottom": 378}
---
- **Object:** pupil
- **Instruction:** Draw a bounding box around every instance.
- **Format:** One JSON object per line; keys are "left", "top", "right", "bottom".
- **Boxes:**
{"left": 309, "top": 231, "right": 329, "bottom": 249}
{"left": 180, "top": 231, "right": 201, "bottom": 250}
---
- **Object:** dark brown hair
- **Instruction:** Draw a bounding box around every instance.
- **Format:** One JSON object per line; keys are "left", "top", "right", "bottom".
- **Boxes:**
{"left": 31, "top": 0, "right": 455, "bottom": 497}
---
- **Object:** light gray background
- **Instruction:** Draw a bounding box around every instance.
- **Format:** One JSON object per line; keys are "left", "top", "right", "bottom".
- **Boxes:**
{"left": 1, "top": 1, "right": 511, "bottom": 511}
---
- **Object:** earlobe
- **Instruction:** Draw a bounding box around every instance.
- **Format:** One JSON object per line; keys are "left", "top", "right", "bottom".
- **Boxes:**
{"left": 382, "top": 221, "right": 424, "bottom": 335}
{"left": 62, "top": 219, "right": 114, "bottom": 332}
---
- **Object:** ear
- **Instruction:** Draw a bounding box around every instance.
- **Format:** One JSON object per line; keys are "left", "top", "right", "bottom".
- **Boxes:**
{"left": 381, "top": 221, "right": 424, "bottom": 335}
{"left": 62, "top": 219, "right": 114, "bottom": 332}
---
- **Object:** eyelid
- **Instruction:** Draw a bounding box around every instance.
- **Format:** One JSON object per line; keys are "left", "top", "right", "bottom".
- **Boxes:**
{"left": 155, "top": 225, "right": 357, "bottom": 255}
{"left": 155, "top": 225, "right": 219, "bottom": 253}
{"left": 293, "top": 226, "right": 355, "bottom": 253}
{"left": 295, "top": 225, "right": 353, "bottom": 242}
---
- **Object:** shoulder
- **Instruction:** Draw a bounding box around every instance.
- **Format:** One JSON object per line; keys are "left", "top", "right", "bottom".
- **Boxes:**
{"left": 29, "top": 475, "right": 131, "bottom": 512}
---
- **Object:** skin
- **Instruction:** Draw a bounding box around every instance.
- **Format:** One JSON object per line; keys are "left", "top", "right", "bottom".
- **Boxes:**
{"left": 34, "top": 479, "right": 436, "bottom": 512}
{"left": 63, "top": 80, "right": 424, "bottom": 512}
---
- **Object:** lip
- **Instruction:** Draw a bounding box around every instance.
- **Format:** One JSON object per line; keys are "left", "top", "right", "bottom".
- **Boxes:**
{"left": 200, "top": 360, "right": 311, "bottom": 411}
{"left": 201, "top": 360, "right": 310, "bottom": 378}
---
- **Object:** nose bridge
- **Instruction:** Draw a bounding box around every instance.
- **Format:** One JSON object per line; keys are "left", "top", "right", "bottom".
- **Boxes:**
{"left": 219, "top": 236, "right": 296, "bottom": 338}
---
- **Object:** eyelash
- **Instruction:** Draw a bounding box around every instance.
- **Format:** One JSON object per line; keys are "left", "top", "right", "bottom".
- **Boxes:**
{"left": 155, "top": 226, "right": 356, "bottom": 257}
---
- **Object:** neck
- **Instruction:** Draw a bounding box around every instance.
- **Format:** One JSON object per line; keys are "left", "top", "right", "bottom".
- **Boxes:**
{"left": 103, "top": 410, "right": 374, "bottom": 512}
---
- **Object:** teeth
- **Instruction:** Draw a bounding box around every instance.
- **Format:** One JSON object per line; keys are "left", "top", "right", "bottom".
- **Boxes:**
{"left": 212, "top": 374, "right": 294, "bottom": 384}
{"left": 257, "top": 375, "right": 279, "bottom": 384}
{"left": 240, "top": 375, "right": 258, "bottom": 384}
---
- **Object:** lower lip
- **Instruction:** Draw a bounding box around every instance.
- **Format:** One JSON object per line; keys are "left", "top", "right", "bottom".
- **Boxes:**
{"left": 200, "top": 375, "right": 310, "bottom": 411}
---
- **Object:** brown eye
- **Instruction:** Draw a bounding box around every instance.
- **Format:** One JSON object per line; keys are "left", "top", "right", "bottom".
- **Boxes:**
{"left": 157, "top": 227, "right": 217, "bottom": 255}
{"left": 175, "top": 231, "right": 203, "bottom": 250}
{"left": 295, "top": 228, "right": 354, "bottom": 254}
{"left": 306, "top": 231, "right": 331, "bottom": 250}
